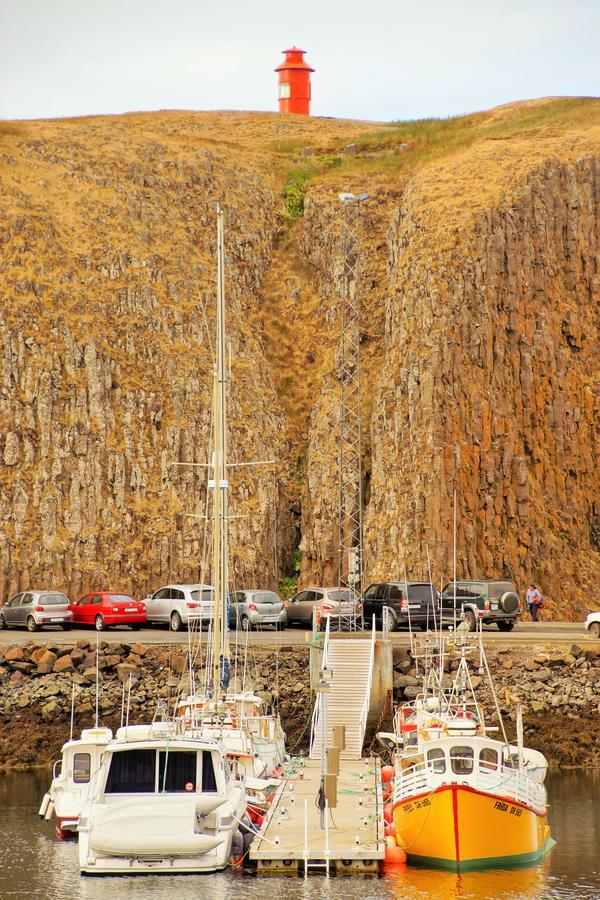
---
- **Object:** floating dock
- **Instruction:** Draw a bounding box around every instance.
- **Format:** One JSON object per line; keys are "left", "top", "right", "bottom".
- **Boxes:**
{"left": 250, "top": 757, "right": 384, "bottom": 874}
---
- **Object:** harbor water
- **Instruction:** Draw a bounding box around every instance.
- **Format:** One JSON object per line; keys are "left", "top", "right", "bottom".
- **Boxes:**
{"left": 0, "top": 769, "right": 598, "bottom": 899}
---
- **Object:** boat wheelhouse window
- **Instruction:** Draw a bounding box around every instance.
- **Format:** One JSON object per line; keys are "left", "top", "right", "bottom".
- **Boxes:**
{"left": 105, "top": 749, "right": 156, "bottom": 793}
{"left": 427, "top": 748, "right": 446, "bottom": 774}
{"left": 479, "top": 748, "right": 498, "bottom": 771}
{"left": 73, "top": 752, "right": 91, "bottom": 783}
{"left": 158, "top": 751, "right": 197, "bottom": 793}
{"left": 202, "top": 750, "right": 217, "bottom": 792}
{"left": 450, "top": 746, "right": 474, "bottom": 775}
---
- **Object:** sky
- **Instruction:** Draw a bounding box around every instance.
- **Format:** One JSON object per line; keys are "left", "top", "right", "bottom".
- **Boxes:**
{"left": 0, "top": 0, "right": 598, "bottom": 122}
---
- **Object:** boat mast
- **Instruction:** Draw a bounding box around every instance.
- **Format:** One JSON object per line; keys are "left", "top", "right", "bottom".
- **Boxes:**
{"left": 211, "top": 205, "right": 230, "bottom": 699}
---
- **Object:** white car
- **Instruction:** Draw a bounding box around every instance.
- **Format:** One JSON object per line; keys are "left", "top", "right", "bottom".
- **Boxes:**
{"left": 584, "top": 612, "right": 600, "bottom": 639}
{"left": 143, "top": 583, "right": 214, "bottom": 632}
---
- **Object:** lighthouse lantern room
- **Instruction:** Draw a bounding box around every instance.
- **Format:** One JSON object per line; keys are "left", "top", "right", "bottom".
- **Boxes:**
{"left": 275, "top": 47, "right": 315, "bottom": 115}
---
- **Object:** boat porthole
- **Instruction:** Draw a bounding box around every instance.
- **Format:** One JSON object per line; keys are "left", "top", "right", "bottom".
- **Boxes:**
{"left": 283, "top": 859, "right": 293, "bottom": 867}
{"left": 341, "top": 859, "right": 352, "bottom": 867}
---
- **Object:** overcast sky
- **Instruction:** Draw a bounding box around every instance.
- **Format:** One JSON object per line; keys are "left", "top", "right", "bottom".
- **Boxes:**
{"left": 1, "top": 0, "right": 598, "bottom": 122}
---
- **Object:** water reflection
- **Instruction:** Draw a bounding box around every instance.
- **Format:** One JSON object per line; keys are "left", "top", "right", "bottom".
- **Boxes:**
{"left": 0, "top": 770, "right": 598, "bottom": 899}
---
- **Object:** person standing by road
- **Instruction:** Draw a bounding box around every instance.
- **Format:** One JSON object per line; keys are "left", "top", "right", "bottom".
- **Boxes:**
{"left": 526, "top": 583, "right": 543, "bottom": 621}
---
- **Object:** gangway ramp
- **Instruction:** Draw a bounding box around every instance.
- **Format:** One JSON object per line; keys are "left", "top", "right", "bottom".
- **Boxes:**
{"left": 250, "top": 757, "right": 384, "bottom": 873}
{"left": 310, "top": 628, "right": 375, "bottom": 760}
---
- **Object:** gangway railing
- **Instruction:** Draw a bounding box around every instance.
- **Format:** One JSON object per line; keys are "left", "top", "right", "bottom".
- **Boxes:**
{"left": 357, "top": 615, "right": 376, "bottom": 753}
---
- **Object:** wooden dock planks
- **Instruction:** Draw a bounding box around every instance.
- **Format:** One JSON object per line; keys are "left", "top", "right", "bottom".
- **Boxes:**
{"left": 250, "top": 756, "right": 384, "bottom": 874}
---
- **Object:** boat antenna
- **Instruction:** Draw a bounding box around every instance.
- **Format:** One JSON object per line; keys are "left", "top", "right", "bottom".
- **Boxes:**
{"left": 95, "top": 629, "right": 99, "bottom": 728}
{"left": 426, "top": 544, "right": 438, "bottom": 634}
{"left": 70, "top": 682, "right": 75, "bottom": 741}
{"left": 452, "top": 490, "right": 457, "bottom": 632}
{"left": 125, "top": 673, "right": 132, "bottom": 737}
{"left": 120, "top": 680, "right": 126, "bottom": 729}
{"left": 210, "top": 204, "right": 230, "bottom": 706}
{"left": 403, "top": 558, "right": 414, "bottom": 654}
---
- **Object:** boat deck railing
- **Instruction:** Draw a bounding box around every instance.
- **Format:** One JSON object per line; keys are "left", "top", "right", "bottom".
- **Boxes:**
{"left": 394, "top": 757, "right": 546, "bottom": 815}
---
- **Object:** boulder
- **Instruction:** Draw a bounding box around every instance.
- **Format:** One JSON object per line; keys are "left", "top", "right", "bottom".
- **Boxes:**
{"left": 4, "top": 646, "right": 24, "bottom": 662}
{"left": 75, "top": 639, "right": 91, "bottom": 650}
{"left": 70, "top": 648, "right": 86, "bottom": 665}
{"left": 132, "top": 644, "right": 149, "bottom": 657}
{"left": 403, "top": 686, "right": 421, "bottom": 700}
{"left": 53, "top": 655, "right": 75, "bottom": 674}
{"left": 41, "top": 699, "right": 60, "bottom": 720}
{"left": 570, "top": 645, "right": 583, "bottom": 658}
{"left": 11, "top": 661, "right": 34, "bottom": 673}
{"left": 102, "top": 655, "right": 122, "bottom": 669}
{"left": 82, "top": 667, "right": 99, "bottom": 683}
{"left": 531, "top": 700, "right": 546, "bottom": 713}
{"left": 394, "top": 674, "right": 419, "bottom": 688}
{"left": 547, "top": 654, "right": 566, "bottom": 667}
{"left": 524, "top": 660, "right": 539, "bottom": 671}
{"left": 116, "top": 663, "right": 140, "bottom": 683}
{"left": 530, "top": 668, "right": 552, "bottom": 682}
{"left": 36, "top": 650, "right": 58, "bottom": 674}
{"left": 127, "top": 654, "right": 144, "bottom": 667}
{"left": 9, "top": 670, "right": 24, "bottom": 687}
{"left": 30, "top": 648, "right": 47, "bottom": 664}
{"left": 75, "top": 701, "right": 93, "bottom": 715}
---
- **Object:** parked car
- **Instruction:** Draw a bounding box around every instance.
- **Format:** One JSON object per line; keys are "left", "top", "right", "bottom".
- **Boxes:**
{"left": 0, "top": 590, "right": 73, "bottom": 632}
{"left": 69, "top": 592, "right": 147, "bottom": 631}
{"left": 286, "top": 587, "right": 361, "bottom": 630}
{"left": 362, "top": 582, "right": 438, "bottom": 631}
{"left": 142, "top": 583, "right": 214, "bottom": 632}
{"left": 440, "top": 580, "right": 521, "bottom": 631}
{"left": 584, "top": 611, "right": 600, "bottom": 639}
{"left": 229, "top": 590, "right": 287, "bottom": 631}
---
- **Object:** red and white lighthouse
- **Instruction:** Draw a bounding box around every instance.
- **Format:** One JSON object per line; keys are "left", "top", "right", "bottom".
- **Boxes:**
{"left": 275, "top": 47, "right": 315, "bottom": 115}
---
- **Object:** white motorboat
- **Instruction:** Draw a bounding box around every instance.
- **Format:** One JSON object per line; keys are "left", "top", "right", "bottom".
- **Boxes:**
{"left": 39, "top": 726, "right": 114, "bottom": 839}
{"left": 78, "top": 723, "right": 245, "bottom": 875}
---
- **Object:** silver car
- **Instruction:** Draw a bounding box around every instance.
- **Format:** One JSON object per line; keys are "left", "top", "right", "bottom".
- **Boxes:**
{"left": 229, "top": 590, "right": 287, "bottom": 631}
{"left": 0, "top": 590, "right": 73, "bottom": 632}
{"left": 286, "top": 587, "right": 361, "bottom": 630}
{"left": 142, "top": 583, "right": 214, "bottom": 631}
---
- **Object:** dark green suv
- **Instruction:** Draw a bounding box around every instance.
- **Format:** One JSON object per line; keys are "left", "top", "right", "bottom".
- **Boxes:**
{"left": 440, "top": 580, "right": 521, "bottom": 631}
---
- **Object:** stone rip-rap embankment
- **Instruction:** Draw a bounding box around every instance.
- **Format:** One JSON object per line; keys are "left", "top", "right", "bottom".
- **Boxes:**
{"left": 0, "top": 640, "right": 598, "bottom": 769}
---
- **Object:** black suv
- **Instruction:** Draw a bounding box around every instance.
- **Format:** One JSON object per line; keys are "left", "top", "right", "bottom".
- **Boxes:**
{"left": 362, "top": 582, "right": 438, "bottom": 631}
{"left": 440, "top": 580, "right": 521, "bottom": 632}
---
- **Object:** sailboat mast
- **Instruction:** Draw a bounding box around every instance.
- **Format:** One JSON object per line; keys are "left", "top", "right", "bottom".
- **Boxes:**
{"left": 212, "top": 205, "right": 230, "bottom": 698}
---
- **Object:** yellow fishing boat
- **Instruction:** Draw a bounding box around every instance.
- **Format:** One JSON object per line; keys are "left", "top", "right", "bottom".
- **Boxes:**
{"left": 388, "top": 632, "right": 555, "bottom": 871}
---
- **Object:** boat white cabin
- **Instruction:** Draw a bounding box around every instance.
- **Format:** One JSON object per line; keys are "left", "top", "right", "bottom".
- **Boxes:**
{"left": 39, "top": 726, "right": 113, "bottom": 838}
{"left": 78, "top": 724, "right": 245, "bottom": 875}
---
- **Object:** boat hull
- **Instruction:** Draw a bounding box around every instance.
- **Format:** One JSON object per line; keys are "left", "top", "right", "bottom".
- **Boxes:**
{"left": 393, "top": 784, "right": 554, "bottom": 871}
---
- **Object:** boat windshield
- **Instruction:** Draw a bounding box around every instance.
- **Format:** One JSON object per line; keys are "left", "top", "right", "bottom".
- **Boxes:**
{"left": 450, "top": 746, "right": 474, "bottom": 775}
{"left": 104, "top": 749, "right": 215, "bottom": 794}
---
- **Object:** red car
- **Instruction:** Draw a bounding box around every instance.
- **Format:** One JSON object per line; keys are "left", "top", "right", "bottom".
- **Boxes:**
{"left": 69, "top": 592, "right": 147, "bottom": 631}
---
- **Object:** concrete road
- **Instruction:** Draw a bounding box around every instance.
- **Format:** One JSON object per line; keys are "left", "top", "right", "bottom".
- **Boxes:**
{"left": 0, "top": 621, "right": 591, "bottom": 648}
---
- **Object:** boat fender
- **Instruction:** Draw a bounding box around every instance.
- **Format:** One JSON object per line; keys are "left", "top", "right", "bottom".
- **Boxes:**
{"left": 239, "top": 813, "right": 253, "bottom": 835}
{"left": 44, "top": 800, "right": 55, "bottom": 822}
{"left": 232, "top": 829, "right": 243, "bottom": 857}
{"left": 38, "top": 793, "right": 51, "bottom": 819}
{"left": 242, "top": 831, "right": 254, "bottom": 854}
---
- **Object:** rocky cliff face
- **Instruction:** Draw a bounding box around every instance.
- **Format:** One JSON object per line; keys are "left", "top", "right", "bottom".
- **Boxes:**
{"left": 364, "top": 154, "right": 600, "bottom": 618}
{"left": 1, "top": 103, "right": 598, "bottom": 617}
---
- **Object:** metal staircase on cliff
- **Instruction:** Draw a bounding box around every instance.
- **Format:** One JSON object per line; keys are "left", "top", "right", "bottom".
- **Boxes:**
{"left": 309, "top": 619, "right": 375, "bottom": 760}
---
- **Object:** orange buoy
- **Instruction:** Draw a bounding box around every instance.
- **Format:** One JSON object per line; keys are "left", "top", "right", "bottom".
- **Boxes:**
{"left": 384, "top": 844, "right": 407, "bottom": 866}
{"left": 383, "top": 804, "right": 393, "bottom": 824}
{"left": 381, "top": 765, "right": 395, "bottom": 783}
